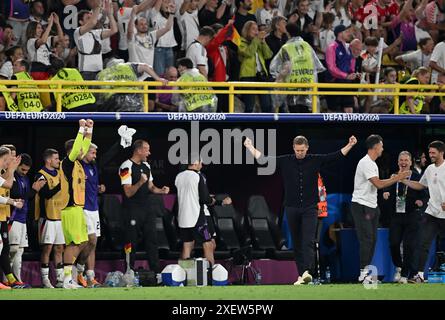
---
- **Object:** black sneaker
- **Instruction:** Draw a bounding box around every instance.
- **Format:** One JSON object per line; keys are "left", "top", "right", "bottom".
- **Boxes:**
{"left": 408, "top": 274, "right": 425, "bottom": 283}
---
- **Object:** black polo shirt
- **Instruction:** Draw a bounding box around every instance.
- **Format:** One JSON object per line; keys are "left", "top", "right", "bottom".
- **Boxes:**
{"left": 263, "top": 151, "right": 344, "bottom": 208}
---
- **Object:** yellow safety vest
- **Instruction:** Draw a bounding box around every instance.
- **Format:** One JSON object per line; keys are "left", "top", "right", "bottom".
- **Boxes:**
{"left": 14, "top": 72, "right": 44, "bottom": 112}
{"left": 0, "top": 186, "right": 10, "bottom": 222}
{"left": 60, "top": 159, "right": 86, "bottom": 208}
{"left": 281, "top": 41, "right": 315, "bottom": 84}
{"left": 97, "top": 63, "right": 137, "bottom": 99}
{"left": 400, "top": 77, "right": 424, "bottom": 114}
{"left": 178, "top": 72, "right": 214, "bottom": 111}
{"left": 34, "top": 169, "right": 68, "bottom": 220}
{"left": 50, "top": 68, "right": 96, "bottom": 110}
{"left": 0, "top": 84, "right": 18, "bottom": 111}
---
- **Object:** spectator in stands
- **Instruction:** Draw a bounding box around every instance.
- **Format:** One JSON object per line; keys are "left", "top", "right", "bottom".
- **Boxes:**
{"left": 0, "top": 25, "right": 16, "bottom": 52}
{"left": 330, "top": 0, "right": 352, "bottom": 28}
{"left": 399, "top": 66, "right": 431, "bottom": 114}
{"left": 179, "top": 0, "right": 206, "bottom": 54}
{"left": 430, "top": 35, "right": 445, "bottom": 84}
{"left": 244, "top": 135, "right": 357, "bottom": 285}
{"left": 270, "top": 23, "right": 325, "bottom": 113}
{"left": 151, "top": 0, "right": 178, "bottom": 76}
{"left": 10, "top": 59, "right": 45, "bottom": 112}
{"left": 119, "top": 139, "right": 170, "bottom": 274}
{"left": 5, "top": 0, "right": 30, "bottom": 46}
{"left": 361, "top": 36, "right": 379, "bottom": 84}
{"left": 173, "top": 57, "right": 217, "bottom": 112}
{"left": 238, "top": 21, "right": 273, "bottom": 113}
{"left": 74, "top": 0, "right": 118, "bottom": 80}
{"left": 351, "top": 135, "right": 410, "bottom": 285}
{"left": 186, "top": 26, "right": 215, "bottom": 78}
{"left": 389, "top": 0, "right": 418, "bottom": 54}
{"left": 363, "top": 0, "right": 394, "bottom": 38}
{"left": 288, "top": 0, "right": 317, "bottom": 46}
{"left": 325, "top": 25, "right": 357, "bottom": 113}
{"left": 199, "top": 0, "right": 232, "bottom": 27}
{"left": 416, "top": 0, "right": 445, "bottom": 43}
{"left": 0, "top": 46, "right": 24, "bottom": 80}
{"left": 395, "top": 37, "right": 434, "bottom": 73}
{"left": 314, "top": 12, "right": 335, "bottom": 69}
{"left": 366, "top": 66, "right": 397, "bottom": 113}
{"left": 256, "top": 0, "right": 281, "bottom": 30}
{"left": 265, "top": 15, "right": 289, "bottom": 71}
{"left": 234, "top": 0, "right": 257, "bottom": 33}
{"left": 383, "top": 151, "right": 427, "bottom": 284}
{"left": 155, "top": 66, "right": 179, "bottom": 111}
{"left": 52, "top": 35, "right": 77, "bottom": 68}
{"left": 29, "top": 1, "right": 48, "bottom": 26}
{"left": 26, "top": 13, "right": 65, "bottom": 80}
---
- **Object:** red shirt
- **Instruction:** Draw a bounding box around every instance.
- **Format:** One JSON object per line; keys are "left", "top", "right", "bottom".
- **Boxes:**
{"left": 363, "top": 0, "right": 392, "bottom": 24}
{"left": 348, "top": 2, "right": 366, "bottom": 23}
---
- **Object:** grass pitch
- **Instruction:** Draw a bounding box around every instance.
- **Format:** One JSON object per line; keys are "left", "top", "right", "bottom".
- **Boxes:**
{"left": 0, "top": 284, "right": 444, "bottom": 300}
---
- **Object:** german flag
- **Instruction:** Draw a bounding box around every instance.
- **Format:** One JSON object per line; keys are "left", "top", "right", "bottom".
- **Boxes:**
{"left": 231, "top": 27, "right": 241, "bottom": 47}
{"left": 119, "top": 167, "right": 130, "bottom": 181}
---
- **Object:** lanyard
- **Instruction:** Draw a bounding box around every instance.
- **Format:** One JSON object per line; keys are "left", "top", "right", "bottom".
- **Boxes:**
{"left": 395, "top": 175, "right": 410, "bottom": 197}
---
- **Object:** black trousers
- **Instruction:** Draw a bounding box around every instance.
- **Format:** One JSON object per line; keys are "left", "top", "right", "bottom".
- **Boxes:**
{"left": 285, "top": 206, "right": 318, "bottom": 275}
{"left": 0, "top": 221, "right": 12, "bottom": 276}
{"left": 123, "top": 201, "right": 160, "bottom": 273}
{"left": 389, "top": 212, "right": 420, "bottom": 278}
{"left": 417, "top": 213, "right": 445, "bottom": 272}
{"left": 351, "top": 202, "right": 380, "bottom": 269}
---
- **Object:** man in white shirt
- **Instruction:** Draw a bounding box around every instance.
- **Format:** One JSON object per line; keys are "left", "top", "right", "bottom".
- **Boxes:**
{"left": 256, "top": 0, "right": 281, "bottom": 30}
{"left": 74, "top": 0, "right": 118, "bottom": 80}
{"left": 351, "top": 134, "right": 410, "bottom": 284}
{"left": 400, "top": 140, "right": 445, "bottom": 283}
{"left": 186, "top": 26, "right": 215, "bottom": 78}
{"left": 179, "top": 0, "right": 206, "bottom": 52}
{"left": 430, "top": 39, "right": 445, "bottom": 84}
{"left": 395, "top": 37, "right": 435, "bottom": 73}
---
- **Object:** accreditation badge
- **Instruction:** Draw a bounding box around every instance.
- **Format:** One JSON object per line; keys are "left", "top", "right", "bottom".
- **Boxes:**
{"left": 396, "top": 195, "right": 406, "bottom": 213}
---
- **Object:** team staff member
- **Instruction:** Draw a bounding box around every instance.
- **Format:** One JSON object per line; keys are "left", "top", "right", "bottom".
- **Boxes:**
{"left": 0, "top": 147, "right": 25, "bottom": 289}
{"left": 244, "top": 135, "right": 357, "bottom": 285}
{"left": 351, "top": 135, "right": 410, "bottom": 284}
{"left": 119, "top": 139, "right": 170, "bottom": 274}
{"left": 175, "top": 156, "right": 231, "bottom": 267}
{"left": 270, "top": 23, "right": 325, "bottom": 113}
{"left": 9, "top": 154, "right": 46, "bottom": 283}
{"left": 35, "top": 148, "right": 66, "bottom": 288}
{"left": 400, "top": 141, "right": 445, "bottom": 283}
{"left": 383, "top": 151, "right": 427, "bottom": 283}
{"left": 60, "top": 119, "right": 94, "bottom": 289}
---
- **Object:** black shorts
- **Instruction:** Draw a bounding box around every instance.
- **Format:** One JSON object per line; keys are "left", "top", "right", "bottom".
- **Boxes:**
{"left": 180, "top": 218, "right": 212, "bottom": 243}
{"left": 206, "top": 216, "right": 216, "bottom": 239}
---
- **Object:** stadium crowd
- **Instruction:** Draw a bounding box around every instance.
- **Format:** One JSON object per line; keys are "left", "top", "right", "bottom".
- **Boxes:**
{"left": 0, "top": 0, "right": 444, "bottom": 113}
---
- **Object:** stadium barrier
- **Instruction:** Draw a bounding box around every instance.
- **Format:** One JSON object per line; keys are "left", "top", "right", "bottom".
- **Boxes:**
{"left": 1, "top": 79, "right": 444, "bottom": 114}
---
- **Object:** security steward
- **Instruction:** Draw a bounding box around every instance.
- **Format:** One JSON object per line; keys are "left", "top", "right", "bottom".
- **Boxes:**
{"left": 10, "top": 59, "right": 44, "bottom": 112}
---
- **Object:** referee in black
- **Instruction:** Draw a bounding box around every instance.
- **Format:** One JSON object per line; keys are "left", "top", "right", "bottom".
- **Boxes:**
{"left": 244, "top": 135, "right": 357, "bottom": 285}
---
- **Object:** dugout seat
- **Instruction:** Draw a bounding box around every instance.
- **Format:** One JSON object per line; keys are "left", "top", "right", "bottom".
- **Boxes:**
{"left": 247, "top": 195, "right": 294, "bottom": 260}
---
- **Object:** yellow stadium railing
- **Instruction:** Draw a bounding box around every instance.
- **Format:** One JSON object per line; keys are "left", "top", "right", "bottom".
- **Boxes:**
{"left": 1, "top": 80, "right": 444, "bottom": 114}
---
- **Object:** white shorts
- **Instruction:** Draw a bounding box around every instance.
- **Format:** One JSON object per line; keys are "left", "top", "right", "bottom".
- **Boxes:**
{"left": 39, "top": 218, "right": 65, "bottom": 245}
{"left": 84, "top": 209, "right": 101, "bottom": 237}
{"left": 8, "top": 221, "right": 28, "bottom": 247}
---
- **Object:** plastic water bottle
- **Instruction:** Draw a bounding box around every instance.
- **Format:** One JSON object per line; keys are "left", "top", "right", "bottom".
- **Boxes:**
{"left": 133, "top": 272, "right": 140, "bottom": 287}
{"left": 325, "top": 267, "right": 331, "bottom": 284}
{"left": 255, "top": 269, "right": 262, "bottom": 285}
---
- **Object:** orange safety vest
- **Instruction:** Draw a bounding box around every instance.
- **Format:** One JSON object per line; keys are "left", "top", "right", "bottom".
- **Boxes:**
{"left": 317, "top": 174, "right": 328, "bottom": 218}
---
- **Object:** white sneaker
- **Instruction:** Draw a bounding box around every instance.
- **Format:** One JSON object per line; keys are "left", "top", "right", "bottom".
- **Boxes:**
{"left": 63, "top": 280, "right": 78, "bottom": 289}
{"left": 398, "top": 277, "right": 408, "bottom": 284}
{"left": 42, "top": 278, "right": 54, "bottom": 289}
{"left": 358, "top": 269, "right": 369, "bottom": 282}
{"left": 293, "top": 271, "right": 312, "bottom": 285}
{"left": 361, "top": 275, "right": 377, "bottom": 285}
{"left": 393, "top": 267, "right": 402, "bottom": 283}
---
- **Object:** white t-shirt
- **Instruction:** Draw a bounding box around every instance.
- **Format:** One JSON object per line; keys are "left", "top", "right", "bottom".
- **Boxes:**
{"left": 419, "top": 161, "right": 445, "bottom": 219}
{"left": 399, "top": 49, "right": 431, "bottom": 71}
{"left": 308, "top": 0, "right": 324, "bottom": 20}
{"left": 186, "top": 41, "right": 208, "bottom": 75}
{"left": 352, "top": 154, "right": 379, "bottom": 208}
{"left": 331, "top": 7, "right": 352, "bottom": 28}
{"left": 117, "top": 7, "right": 133, "bottom": 51}
{"left": 315, "top": 28, "right": 335, "bottom": 60}
{"left": 128, "top": 31, "right": 157, "bottom": 67}
{"left": 430, "top": 41, "right": 445, "bottom": 84}
{"left": 256, "top": 8, "right": 280, "bottom": 27}
{"left": 98, "top": 13, "right": 112, "bottom": 54}
{"left": 150, "top": 9, "right": 177, "bottom": 48}
{"left": 0, "top": 61, "right": 13, "bottom": 79}
{"left": 180, "top": 10, "right": 200, "bottom": 51}
{"left": 27, "top": 37, "right": 53, "bottom": 66}
{"left": 175, "top": 169, "right": 201, "bottom": 228}
{"left": 74, "top": 28, "right": 103, "bottom": 72}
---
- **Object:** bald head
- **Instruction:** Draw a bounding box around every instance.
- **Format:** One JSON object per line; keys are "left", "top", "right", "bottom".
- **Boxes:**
{"left": 165, "top": 66, "right": 179, "bottom": 81}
